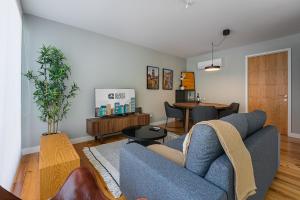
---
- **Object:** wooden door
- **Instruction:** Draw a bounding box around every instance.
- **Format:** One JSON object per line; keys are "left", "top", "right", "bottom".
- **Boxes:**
{"left": 248, "top": 51, "right": 288, "bottom": 135}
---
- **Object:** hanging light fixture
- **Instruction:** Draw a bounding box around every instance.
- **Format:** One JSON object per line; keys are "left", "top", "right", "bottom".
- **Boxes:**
{"left": 204, "top": 29, "right": 230, "bottom": 72}
{"left": 184, "top": 0, "right": 193, "bottom": 8}
{"left": 204, "top": 42, "right": 221, "bottom": 72}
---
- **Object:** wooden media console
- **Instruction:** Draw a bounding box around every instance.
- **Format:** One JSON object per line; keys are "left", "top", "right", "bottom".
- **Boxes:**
{"left": 86, "top": 113, "right": 150, "bottom": 140}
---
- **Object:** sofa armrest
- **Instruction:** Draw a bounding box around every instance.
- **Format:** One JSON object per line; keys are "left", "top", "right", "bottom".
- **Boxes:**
{"left": 120, "top": 143, "right": 226, "bottom": 200}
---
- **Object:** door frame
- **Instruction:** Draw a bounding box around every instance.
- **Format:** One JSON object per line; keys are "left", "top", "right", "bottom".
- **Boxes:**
{"left": 245, "top": 48, "right": 295, "bottom": 138}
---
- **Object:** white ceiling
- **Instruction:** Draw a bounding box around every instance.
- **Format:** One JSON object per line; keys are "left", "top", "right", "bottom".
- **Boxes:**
{"left": 21, "top": 0, "right": 300, "bottom": 58}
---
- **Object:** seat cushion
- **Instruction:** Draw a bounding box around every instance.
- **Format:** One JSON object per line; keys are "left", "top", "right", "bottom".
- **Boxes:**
{"left": 148, "top": 144, "right": 185, "bottom": 166}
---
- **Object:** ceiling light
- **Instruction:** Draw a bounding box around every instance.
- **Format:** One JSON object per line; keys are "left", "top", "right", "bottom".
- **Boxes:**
{"left": 205, "top": 42, "right": 221, "bottom": 72}
{"left": 204, "top": 29, "right": 231, "bottom": 72}
{"left": 184, "top": 0, "right": 192, "bottom": 8}
{"left": 204, "top": 65, "right": 221, "bottom": 72}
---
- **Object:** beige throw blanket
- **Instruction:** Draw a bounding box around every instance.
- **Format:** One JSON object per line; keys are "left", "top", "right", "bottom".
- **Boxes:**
{"left": 183, "top": 120, "right": 257, "bottom": 200}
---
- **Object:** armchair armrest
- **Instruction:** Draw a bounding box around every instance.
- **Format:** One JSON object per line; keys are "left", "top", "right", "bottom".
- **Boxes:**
{"left": 120, "top": 143, "right": 226, "bottom": 200}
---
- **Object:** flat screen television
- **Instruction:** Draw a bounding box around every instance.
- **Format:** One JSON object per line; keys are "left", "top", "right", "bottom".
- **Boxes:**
{"left": 95, "top": 89, "right": 136, "bottom": 117}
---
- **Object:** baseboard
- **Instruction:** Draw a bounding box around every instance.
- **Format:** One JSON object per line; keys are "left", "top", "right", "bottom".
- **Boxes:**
{"left": 150, "top": 118, "right": 175, "bottom": 126}
{"left": 21, "top": 135, "right": 94, "bottom": 155}
{"left": 288, "top": 132, "right": 300, "bottom": 139}
{"left": 70, "top": 135, "right": 94, "bottom": 144}
{"left": 21, "top": 120, "right": 175, "bottom": 155}
{"left": 21, "top": 146, "right": 40, "bottom": 155}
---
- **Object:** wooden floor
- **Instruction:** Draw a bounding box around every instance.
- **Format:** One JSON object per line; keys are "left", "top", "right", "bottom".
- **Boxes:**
{"left": 11, "top": 122, "right": 300, "bottom": 200}
{"left": 11, "top": 135, "right": 127, "bottom": 200}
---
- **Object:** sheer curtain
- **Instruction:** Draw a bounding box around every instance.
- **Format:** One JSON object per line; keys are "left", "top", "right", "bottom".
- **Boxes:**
{"left": 0, "top": 0, "right": 22, "bottom": 190}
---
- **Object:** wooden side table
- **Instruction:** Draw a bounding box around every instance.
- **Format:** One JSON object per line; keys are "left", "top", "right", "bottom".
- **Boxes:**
{"left": 39, "top": 133, "right": 80, "bottom": 200}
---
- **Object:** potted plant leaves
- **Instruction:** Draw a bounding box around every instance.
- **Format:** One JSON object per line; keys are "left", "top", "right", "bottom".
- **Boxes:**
{"left": 25, "top": 45, "right": 79, "bottom": 135}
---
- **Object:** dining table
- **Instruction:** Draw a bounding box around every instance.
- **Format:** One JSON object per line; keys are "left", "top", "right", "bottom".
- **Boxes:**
{"left": 173, "top": 102, "right": 230, "bottom": 133}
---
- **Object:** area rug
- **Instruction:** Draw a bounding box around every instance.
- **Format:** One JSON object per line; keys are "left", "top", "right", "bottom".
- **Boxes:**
{"left": 83, "top": 132, "right": 180, "bottom": 198}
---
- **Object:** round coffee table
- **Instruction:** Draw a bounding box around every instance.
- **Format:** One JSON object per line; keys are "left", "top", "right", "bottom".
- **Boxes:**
{"left": 122, "top": 125, "right": 167, "bottom": 146}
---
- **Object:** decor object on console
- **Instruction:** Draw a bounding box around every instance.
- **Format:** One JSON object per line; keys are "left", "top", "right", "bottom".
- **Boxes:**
{"left": 162, "top": 68, "right": 173, "bottom": 90}
{"left": 180, "top": 72, "right": 195, "bottom": 90}
{"left": 147, "top": 66, "right": 159, "bottom": 89}
{"left": 25, "top": 45, "right": 79, "bottom": 134}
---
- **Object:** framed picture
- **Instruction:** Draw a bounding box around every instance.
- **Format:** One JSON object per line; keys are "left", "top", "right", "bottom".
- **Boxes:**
{"left": 181, "top": 72, "right": 195, "bottom": 90}
{"left": 163, "top": 68, "right": 173, "bottom": 90}
{"left": 147, "top": 66, "right": 159, "bottom": 89}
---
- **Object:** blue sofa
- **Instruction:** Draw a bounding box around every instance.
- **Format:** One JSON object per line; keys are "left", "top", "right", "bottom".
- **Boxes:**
{"left": 120, "top": 111, "right": 280, "bottom": 200}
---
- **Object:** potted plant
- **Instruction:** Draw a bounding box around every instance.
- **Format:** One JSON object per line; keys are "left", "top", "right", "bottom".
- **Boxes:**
{"left": 25, "top": 45, "right": 79, "bottom": 135}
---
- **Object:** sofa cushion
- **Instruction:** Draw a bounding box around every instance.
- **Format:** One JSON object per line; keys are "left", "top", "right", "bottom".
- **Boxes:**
{"left": 221, "top": 113, "right": 248, "bottom": 139}
{"left": 245, "top": 110, "right": 266, "bottom": 136}
{"left": 185, "top": 110, "right": 265, "bottom": 177}
{"left": 148, "top": 144, "right": 184, "bottom": 166}
{"left": 185, "top": 124, "right": 223, "bottom": 176}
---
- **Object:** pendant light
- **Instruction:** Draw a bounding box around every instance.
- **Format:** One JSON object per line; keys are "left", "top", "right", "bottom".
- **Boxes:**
{"left": 204, "top": 42, "right": 221, "bottom": 72}
{"left": 204, "top": 29, "right": 230, "bottom": 72}
{"left": 184, "top": 0, "right": 193, "bottom": 8}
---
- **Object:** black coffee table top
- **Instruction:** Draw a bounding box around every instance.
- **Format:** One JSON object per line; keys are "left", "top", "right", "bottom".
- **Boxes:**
{"left": 122, "top": 125, "right": 167, "bottom": 142}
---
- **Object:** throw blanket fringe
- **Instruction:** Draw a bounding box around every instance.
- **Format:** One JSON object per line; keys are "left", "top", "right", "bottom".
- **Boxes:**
{"left": 183, "top": 120, "right": 257, "bottom": 200}
{"left": 83, "top": 147, "right": 122, "bottom": 198}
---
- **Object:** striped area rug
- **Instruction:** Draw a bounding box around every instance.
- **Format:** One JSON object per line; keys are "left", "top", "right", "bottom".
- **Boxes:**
{"left": 83, "top": 132, "right": 180, "bottom": 198}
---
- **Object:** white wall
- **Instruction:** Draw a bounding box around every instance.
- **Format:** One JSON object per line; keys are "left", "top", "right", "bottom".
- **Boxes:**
{"left": 22, "top": 15, "right": 186, "bottom": 149}
{"left": 187, "top": 33, "right": 300, "bottom": 134}
{"left": 0, "top": 0, "right": 22, "bottom": 190}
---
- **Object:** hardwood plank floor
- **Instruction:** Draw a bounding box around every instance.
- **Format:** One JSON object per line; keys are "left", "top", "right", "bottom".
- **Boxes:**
{"left": 11, "top": 135, "right": 126, "bottom": 200}
{"left": 11, "top": 124, "right": 300, "bottom": 200}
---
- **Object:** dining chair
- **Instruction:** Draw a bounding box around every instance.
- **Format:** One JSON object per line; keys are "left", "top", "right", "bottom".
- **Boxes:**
{"left": 218, "top": 102, "right": 240, "bottom": 118}
{"left": 164, "top": 101, "right": 184, "bottom": 128}
{"left": 191, "top": 106, "right": 218, "bottom": 124}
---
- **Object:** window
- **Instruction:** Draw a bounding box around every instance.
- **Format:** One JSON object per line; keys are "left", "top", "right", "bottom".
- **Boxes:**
{"left": 0, "top": 0, "right": 22, "bottom": 190}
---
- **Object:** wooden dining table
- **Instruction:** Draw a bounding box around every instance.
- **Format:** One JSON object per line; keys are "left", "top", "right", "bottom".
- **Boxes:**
{"left": 173, "top": 102, "right": 230, "bottom": 133}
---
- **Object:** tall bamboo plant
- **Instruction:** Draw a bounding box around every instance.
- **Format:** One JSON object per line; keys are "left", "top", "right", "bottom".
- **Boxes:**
{"left": 25, "top": 45, "right": 79, "bottom": 134}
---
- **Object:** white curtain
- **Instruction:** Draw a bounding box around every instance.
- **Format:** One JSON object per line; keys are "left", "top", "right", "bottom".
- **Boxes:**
{"left": 0, "top": 0, "right": 22, "bottom": 190}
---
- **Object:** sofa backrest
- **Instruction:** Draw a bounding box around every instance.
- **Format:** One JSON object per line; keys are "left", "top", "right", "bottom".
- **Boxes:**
{"left": 244, "top": 110, "right": 267, "bottom": 136}
{"left": 185, "top": 110, "right": 266, "bottom": 177}
{"left": 204, "top": 125, "right": 279, "bottom": 200}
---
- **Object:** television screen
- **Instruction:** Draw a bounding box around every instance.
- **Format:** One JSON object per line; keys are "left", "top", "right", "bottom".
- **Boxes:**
{"left": 95, "top": 89, "right": 136, "bottom": 117}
